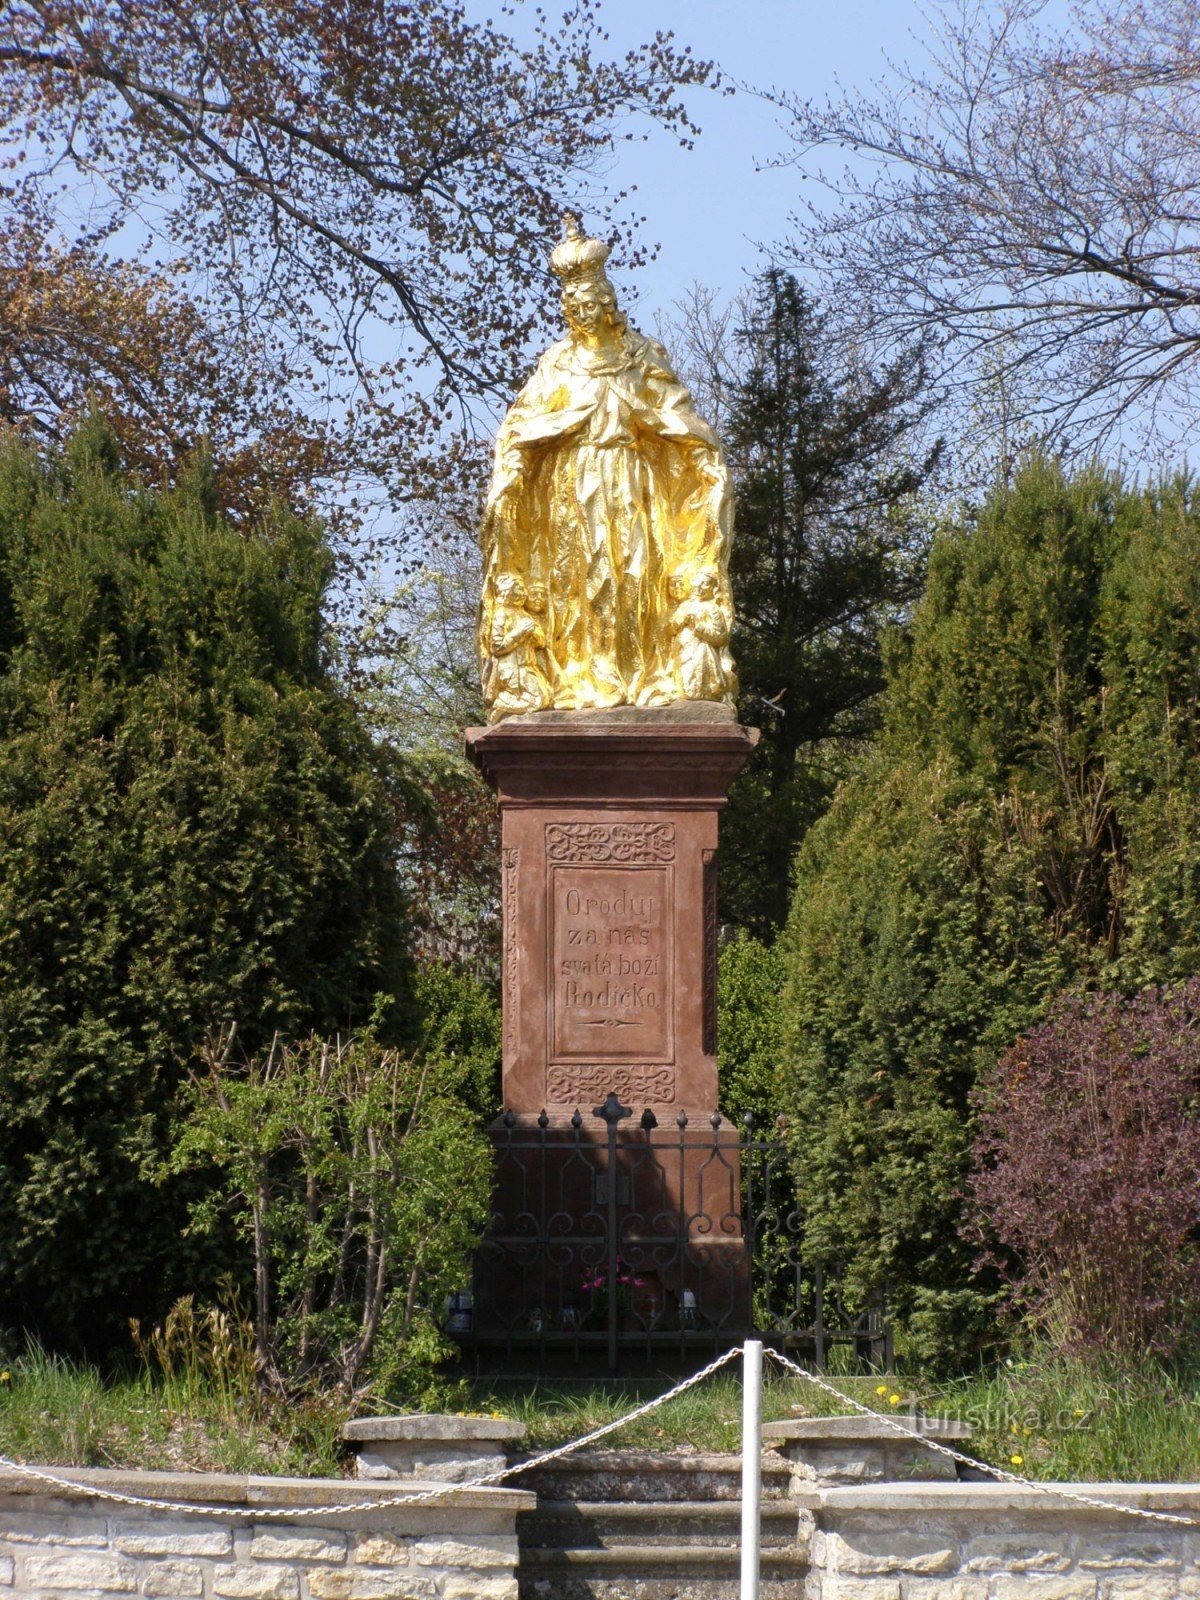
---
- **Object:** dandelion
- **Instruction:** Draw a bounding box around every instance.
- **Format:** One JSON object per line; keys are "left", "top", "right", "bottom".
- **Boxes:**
{"left": 0, "top": 1371, "right": 8, "bottom": 1386}
{"left": 888, "top": 1393, "right": 901, "bottom": 1406}
{"left": 875, "top": 1385, "right": 888, "bottom": 1397}
{"left": 1010, "top": 1454, "right": 1024, "bottom": 1467}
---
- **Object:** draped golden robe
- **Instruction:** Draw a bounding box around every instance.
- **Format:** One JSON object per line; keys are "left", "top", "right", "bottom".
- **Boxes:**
{"left": 479, "top": 325, "right": 735, "bottom": 718}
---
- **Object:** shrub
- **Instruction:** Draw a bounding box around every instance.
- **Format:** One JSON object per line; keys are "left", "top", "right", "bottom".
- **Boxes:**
{"left": 717, "top": 934, "right": 787, "bottom": 1128}
{"left": 779, "top": 459, "right": 1200, "bottom": 1366}
{"left": 970, "top": 980, "right": 1200, "bottom": 1359}
{"left": 172, "top": 1004, "right": 492, "bottom": 1398}
{"left": 0, "top": 419, "right": 411, "bottom": 1348}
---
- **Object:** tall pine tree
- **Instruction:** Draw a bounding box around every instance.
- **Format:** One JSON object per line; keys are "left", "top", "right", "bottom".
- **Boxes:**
{"left": 722, "top": 271, "right": 941, "bottom": 933}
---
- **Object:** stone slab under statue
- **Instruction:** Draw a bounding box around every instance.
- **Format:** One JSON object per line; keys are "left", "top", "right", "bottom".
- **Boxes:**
{"left": 464, "top": 217, "right": 758, "bottom": 1355}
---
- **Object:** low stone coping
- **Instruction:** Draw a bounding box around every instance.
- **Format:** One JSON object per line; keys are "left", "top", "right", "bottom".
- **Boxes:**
{"left": 0, "top": 1464, "right": 532, "bottom": 1513}
{"left": 762, "top": 1414, "right": 972, "bottom": 1443}
{"left": 342, "top": 1414, "right": 527, "bottom": 1445}
{"left": 801, "top": 1478, "right": 1200, "bottom": 1514}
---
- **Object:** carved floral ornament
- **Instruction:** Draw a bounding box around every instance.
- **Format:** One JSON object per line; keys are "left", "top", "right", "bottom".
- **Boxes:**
{"left": 545, "top": 821, "right": 675, "bottom": 864}
{"left": 547, "top": 1064, "right": 675, "bottom": 1104}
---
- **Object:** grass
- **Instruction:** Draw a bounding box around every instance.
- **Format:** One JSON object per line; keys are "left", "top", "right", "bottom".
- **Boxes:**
{"left": 3, "top": 1339, "right": 1200, "bottom": 1485}
{"left": 920, "top": 1354, "right": 1200, "bottom": 1483}
{"left": 0, "top": 1344, "right": 350, "bottom": 1478}
{"left": 472, "top": 1352, "right": 1200, "bottom": 1482}
{"left": 475, "top": 1369, "right": 933, "bottom": 1454}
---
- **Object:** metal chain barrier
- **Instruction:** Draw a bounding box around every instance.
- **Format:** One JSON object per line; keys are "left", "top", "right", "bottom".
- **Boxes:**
{"left": 0, "top": 1344, "right": 745, "bottom": 1521}
{"left": 765, "top": 1345, "right": 1200, "bottom": 1530}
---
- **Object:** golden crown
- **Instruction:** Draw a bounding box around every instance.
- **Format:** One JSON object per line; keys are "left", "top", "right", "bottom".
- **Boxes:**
{"left": 549, "top": 214, "right": 612, "bottom": 288}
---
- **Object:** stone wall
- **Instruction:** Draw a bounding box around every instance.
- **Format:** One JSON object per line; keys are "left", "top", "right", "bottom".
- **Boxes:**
{"left": 0, "top": 1468, "right": 530, "bottom": 1600}
{"left": 798, "top": 1480, "right": 1200, "bottom": 1599}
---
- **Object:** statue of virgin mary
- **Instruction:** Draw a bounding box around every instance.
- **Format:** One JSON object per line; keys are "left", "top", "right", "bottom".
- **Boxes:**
{"left": 478, "top": 217, "right": 736, "bottom": 721}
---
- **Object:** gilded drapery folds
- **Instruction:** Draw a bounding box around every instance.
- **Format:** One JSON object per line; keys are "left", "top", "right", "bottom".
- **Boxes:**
{"left": 478, "top": 218, "right": 736, "bottom": 721}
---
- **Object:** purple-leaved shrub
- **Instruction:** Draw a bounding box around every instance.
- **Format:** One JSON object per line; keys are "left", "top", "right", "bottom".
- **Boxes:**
{"left": 970, "top": 980, "right": 1200, "bottom": 1358}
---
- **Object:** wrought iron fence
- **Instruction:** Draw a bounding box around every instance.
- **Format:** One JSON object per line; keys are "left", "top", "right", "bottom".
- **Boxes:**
{"left": 449, "top": 1093, "right": 891, "bottom": 1376}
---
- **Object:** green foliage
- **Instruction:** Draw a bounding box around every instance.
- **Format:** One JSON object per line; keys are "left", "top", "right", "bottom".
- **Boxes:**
{"left": 408, "top": 962, "right": 501, "bottom": 1120}
{"left": 721, "top": 270, "right": 941, "bottom": 935}
{"left": 0, "top": 1339, "right": 347, "bottom": 1476}
{"left": 717, "top": 934, "right": 786, "bottom": 1128}
{"left": 361, "top": 554, "right": 502, "bottom": 983}
{"left": 781, "top": 456, "right": 1200, "bottom": 1369}
{"left": 172, "top": 1010, "right": 491, "bottom": 1398}
{"left": 0, "top": 420, "right": 412, "bottom": 1350}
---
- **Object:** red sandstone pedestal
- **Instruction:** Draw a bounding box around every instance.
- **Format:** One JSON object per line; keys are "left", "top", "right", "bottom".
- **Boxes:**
{"left": 466, "top": 705, "right": 757, "bottom": 1120}
{"left": 465, "top": 706, "right": 758, "bottom": 1357}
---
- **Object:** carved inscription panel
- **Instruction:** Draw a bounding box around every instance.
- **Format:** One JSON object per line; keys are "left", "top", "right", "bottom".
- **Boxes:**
{"left": 549, "top": 865, "right": 673, "bottom": 1063}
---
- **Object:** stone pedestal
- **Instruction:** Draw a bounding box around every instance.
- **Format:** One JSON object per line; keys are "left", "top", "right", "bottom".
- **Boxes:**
{"left": 465, "top": 705, "right": 758, "bottom": 1120}
{"left": 343, "top": 1414, "right": 528, "bottom": 1482}
{"left": 465, "top": 707, "right": 758, "bottom": 1350}
{"left": 762, "top": 1416, "right": 974, "bottom": 1489}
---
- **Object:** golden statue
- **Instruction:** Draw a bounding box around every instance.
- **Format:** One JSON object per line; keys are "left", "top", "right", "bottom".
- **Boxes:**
{"left": 479, "top": 217, "right": 736, "bottom": 721}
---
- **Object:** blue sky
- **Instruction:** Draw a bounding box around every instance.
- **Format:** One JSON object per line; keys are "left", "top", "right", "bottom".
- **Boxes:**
{"left": 480, "top": 0, "right": 927, "bottom": 319}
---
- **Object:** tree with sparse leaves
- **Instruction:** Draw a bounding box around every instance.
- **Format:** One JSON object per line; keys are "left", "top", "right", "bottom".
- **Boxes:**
{"left": 774, "top": 0, "right": 1200, "bottom": 458}
{"left": 0, "top": 1, "right": 712, "bottom": 547}
{"left": 0, "top": 228, "right": 331, "bottom": 522}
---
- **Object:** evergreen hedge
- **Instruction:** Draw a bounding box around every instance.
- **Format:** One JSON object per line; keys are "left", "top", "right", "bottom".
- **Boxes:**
{"left": 781, "top": 457, "right": 1200, "bottom": 1367}
{"left": 0, "top": 420, "right": 411, "bottom": 1348}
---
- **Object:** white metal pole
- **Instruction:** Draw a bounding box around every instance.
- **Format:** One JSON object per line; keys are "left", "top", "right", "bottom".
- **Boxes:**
{"left": 740, "top": 1339, "right": 763, "bottom": 1600}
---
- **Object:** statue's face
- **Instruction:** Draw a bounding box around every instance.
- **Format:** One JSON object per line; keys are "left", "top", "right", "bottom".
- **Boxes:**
{"left": 526, "top": 583, "right": 547, "bottom": 614}
{"left": 696, "top": 572, "right": 719, "bottom": 600}
{"left": 564, "top": 283, "right": 618, "bottom": 342}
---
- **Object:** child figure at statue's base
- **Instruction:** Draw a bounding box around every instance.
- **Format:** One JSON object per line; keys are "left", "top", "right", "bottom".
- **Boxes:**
{"left": 484, "top": 573, "right": 553, "bottom": 720}
{"left": 666, "top": 567, "right": 735, "bottom": 702}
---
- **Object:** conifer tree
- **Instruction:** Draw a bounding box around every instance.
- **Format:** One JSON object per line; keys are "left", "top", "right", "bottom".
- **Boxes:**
{"left": 721, "top": 270, "right": 940, "bottom": 933}
{"left": 780, "top": 456, "right": 1200, "bottom": 1366}
{"left": 0, "top": 419, "right": 411, "bottom": 1348}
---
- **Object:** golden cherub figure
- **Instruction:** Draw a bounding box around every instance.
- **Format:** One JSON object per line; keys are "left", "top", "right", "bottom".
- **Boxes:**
{"left": 667, "top": 566, "right": 737, "bottom": 703}
{"left": 482, "top": 572, "right": 554, "bottom": 719}
{"left": 478, "top": 216, "right": 736, "bottom": 720}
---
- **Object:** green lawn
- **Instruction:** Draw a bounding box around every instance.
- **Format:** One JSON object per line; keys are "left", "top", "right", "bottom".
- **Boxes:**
{"left": 0, "top": 1346, "right": 349, "bottom": 1478}
{"left": 474, "top": 1352, "right": 1200, "bottom": 1482}
{"left": 2, "top": 1344, "right": 1198, "bottom": 1484}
